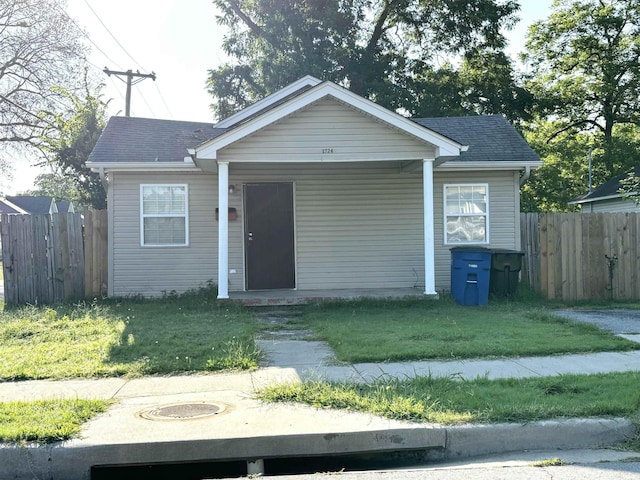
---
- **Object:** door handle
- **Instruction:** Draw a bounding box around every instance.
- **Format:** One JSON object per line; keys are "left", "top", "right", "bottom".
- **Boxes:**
{"left": 247, "top": 232, "right": 253, "bottom": 242}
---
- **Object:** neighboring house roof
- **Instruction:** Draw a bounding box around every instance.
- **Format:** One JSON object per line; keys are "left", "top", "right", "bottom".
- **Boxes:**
{"left": 570, "top": 165, "right": 640, "bottom": 205}
{"left": 88, "top": 117, "right": 224, "bottom": 164}
{"left": 414, "top": 115, "right": 541, "bottom": 165}
{"left": 6, "top": 195, "right": 56, "bottom": 214}
{"left": 0, "top": 198, "right": 29, "bottom": 215}
{"left": 56, "top": 200, "right": 74, "bottom": 213}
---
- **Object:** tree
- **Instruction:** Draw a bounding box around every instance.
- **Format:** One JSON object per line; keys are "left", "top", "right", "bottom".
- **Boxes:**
{"left": 207, "top": 0, "right": 520, "bottom": 120}
{"left": 27, "top": 172, "right": 84, "bottom": 205}
{"left": 0, "top": 0, "right": 85, "bottom": 154}
{"left": 38, "top": 77, "right": 108, "bottom": 209}
{"left": 524, "top": 0, "right": 640, "bottom": 170}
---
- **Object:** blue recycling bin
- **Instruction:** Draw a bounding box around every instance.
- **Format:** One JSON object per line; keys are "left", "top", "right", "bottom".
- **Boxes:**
{"left": 450, "top": 247, "right": 492, "bottom": 306}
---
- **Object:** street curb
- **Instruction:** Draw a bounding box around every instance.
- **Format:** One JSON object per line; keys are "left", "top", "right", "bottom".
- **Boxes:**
{"left": 0, "top": 418, "right": 635, "bottom": 480}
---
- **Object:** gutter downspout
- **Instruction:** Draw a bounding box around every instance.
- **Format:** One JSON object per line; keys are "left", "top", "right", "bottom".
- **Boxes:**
{"left": 519, "top": 165, "right": 532, "bottom": 187}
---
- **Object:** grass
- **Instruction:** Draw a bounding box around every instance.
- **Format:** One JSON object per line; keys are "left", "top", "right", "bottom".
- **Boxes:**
{"left": 293, "top": 298, "right": 639, "bottom": 363}
{"left": 0, "top": 289, "right": 260, "bottom": 380}
{"left": 260, "top": 371, "right": 640, "bottom": 425}
{"left": 0, "top": 399, "right": 111, "bottom": 443}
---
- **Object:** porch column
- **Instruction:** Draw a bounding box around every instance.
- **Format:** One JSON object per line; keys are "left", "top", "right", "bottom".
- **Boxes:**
{"left": 423, "top": 159, "right": 437, "bottom": 295}
{"left": 217, "top": 161, "right": 229, "bottom": 299}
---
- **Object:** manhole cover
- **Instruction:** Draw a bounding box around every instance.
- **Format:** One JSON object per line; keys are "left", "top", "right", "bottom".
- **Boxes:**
{"left": 137, "top": 402, "right": 227, "bottom": 421}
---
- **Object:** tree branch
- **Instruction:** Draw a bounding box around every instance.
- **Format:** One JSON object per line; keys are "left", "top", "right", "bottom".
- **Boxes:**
{"left": 546, "top": 119, "right": 603, "bottom": 143}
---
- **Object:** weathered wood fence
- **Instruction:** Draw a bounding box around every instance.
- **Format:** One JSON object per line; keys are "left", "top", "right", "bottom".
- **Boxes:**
{"left": 521, "top": 212, "right": 640, "bottom": 301}
{"left": 1, "top": 211, "right": 108, "bottom": 305}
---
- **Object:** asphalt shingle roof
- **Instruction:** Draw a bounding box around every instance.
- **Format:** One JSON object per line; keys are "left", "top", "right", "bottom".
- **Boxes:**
{"left": 89, "top": 117, "right": 226, "bottom": 164}
{"left": 413, "top": 114, "right": 540, "bottom": 163}
{"left": 575, "top": 165, "right": 640, "bottom": 202}
{"left": 89, "top": 113, "right": 540, "bottom": 165}
{"left": 0, "top": 199, "right": 24, "bottom": 215}
{"left": 6, "top": 196, "right": 54, "bottom": 214}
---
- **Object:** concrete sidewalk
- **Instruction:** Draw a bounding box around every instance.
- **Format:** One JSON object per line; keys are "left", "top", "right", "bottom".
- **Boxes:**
{"left": 1, "top": 336, "right": 640, "bottom": 479}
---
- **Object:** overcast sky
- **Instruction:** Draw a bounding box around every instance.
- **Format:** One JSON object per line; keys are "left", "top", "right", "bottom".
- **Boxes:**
{"left": 6, "top": 0, "right": 553, "bottom": 195}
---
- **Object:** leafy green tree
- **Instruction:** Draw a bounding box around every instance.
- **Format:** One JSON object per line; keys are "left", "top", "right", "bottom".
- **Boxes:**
{"left": 207, "top": 0, "right": 520, "bottom": 119}
{"left": 524, "top": 0, "right": 640, "bottom": 166}
{"left": 38, "top": 77, "right": 108, "bottom": 209}
{"left": 521, "top": 0, "right": 640, "bottom": 210}
{"left": 27, "top": 172, "right": 84, "bottom": 205}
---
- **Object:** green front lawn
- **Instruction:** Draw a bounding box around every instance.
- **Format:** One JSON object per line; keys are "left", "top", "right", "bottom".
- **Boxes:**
{"left": 261, "top": 371, "right": 640, "bottom": 425}
{"left": 294, "top": 298, "right": 638, "bottom": 363}
{"left": 0, "top": 399, "right": 111, "bottom": 443}
{"left": 0, "top": 292, "right": 259, "bottom": 380}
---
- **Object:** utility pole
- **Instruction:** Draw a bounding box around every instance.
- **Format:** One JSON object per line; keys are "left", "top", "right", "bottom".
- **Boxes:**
{"left": 103, "top": 68, "right": 156, "bottom": 117}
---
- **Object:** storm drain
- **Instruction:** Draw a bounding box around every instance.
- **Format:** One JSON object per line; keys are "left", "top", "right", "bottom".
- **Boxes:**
{"left": 137, "top": 402, "right": 227, "bottom": 421}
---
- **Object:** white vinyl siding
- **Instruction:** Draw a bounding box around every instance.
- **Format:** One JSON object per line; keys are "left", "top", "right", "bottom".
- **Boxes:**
{"left": 217, "top": 97, "right": 436, "bottom": 163}
{"left": 443, "top": 184, "right": 489, "bottom": 245}
{"left": 140, "top": 184, "right": 188, "bottom": 246}
{"left": 434, "top": 171, "right": 520, "bottom": 291}
{"left": 109, "top": 167, "right": 522, "bottom": 296}
{"left": 230, "top": 163, "right": 424, "bottom": 290}
{"left": 110, "top": 173, "right": 219, "bottom": 297}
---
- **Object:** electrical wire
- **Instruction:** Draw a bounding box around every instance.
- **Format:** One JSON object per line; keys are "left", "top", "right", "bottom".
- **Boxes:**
{"left": 53, "top": 3, "right": 123, "bottom": 70}
{"left": 82, "top": 0, "right": 147, "bottom": 73}
{"left": 154, "top": 83, "right": 174, "bottom": 118}
{"left": 134, "top": 85, "right": 156, "bottom": 117}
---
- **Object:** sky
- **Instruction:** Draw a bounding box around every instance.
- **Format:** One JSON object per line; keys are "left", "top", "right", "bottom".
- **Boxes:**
{"left": 6, "top": 0, "right": 553, "bottom": 195}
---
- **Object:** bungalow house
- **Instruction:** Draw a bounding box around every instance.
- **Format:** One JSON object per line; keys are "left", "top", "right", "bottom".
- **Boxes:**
{"left": 570, "top": 166, "right": 640, "bottom": 212}
{"left": 87, "top": 76, "right": 541, "bottom": 300}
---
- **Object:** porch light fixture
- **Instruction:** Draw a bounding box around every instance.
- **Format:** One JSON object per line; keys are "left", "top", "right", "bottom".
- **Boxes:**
{"left": 229, "top": 184, "right": 237, "bottom": 194}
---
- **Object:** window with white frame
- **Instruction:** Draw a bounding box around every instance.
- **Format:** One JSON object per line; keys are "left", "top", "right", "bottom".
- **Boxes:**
{"left": 444, "top": 184, "right": 488, "bottom": 244}
{"left": 140, "top": 184, "right": 188, "bottom": 246}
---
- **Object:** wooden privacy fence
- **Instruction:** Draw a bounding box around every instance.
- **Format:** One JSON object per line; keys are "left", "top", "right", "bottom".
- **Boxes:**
{"left": 1, "top": 211, "right": 108, "bottom": 305}
{"left": 520, "top": 212, "right": 640, "bottom": 301}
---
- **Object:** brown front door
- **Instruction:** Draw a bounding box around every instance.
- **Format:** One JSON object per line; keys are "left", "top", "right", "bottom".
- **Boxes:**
{"left": 244, "top": 183, "right": 295, "bottom": 290}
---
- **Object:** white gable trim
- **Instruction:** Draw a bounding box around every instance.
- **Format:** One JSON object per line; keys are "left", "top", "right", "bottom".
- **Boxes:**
{"left": 197, "top": 81, "right": 466, "bottom": 161}
{"left": 569, "top": 193, "right": 628, "bottom": 205}
{"left": 214, "top": 75, "right": 322, "bottom": 129}
{"left": 1, "top": 198, "right": 29, "bottom": 214}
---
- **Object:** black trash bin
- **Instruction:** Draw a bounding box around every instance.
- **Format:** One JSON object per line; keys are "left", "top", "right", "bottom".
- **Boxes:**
{"left": 490, "top": 249, "right": 524, "bottom": 297}
{"left": 450, "top": 247, "right": 492, "bottom": 306}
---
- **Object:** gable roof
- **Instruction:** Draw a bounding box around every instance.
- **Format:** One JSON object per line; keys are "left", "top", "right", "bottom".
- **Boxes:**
{"left": 88, "top": 117, "right": 224, "bottom": 165}
{"left": 197, "top": 80, "right": 466, "bottom": 160}
{"left": 215, "top": 75, "right": 321, "bottom": 129}
{"left": 570, "top": 165, "right": 640, "bottom": 205}
{"left": 0, "top": 198, "right": 29, "bottom": 215}
{"left": 86, "top": 78, "right": 541, "bottom": 170}
{"left": 414, "top": 115, "right": 541, "bottom": 165}
{"left": 6, "top": 195, "right": 55, "bottom": 214}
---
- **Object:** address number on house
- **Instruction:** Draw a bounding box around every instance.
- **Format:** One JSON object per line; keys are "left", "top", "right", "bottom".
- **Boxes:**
{"left": 322, "top": 148, "right": 334, "bottom": 154}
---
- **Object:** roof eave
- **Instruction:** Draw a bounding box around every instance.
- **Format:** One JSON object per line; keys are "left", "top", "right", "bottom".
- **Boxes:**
{"left": 436, "top": 160, "right": 543, "bottom": 171}
{"left": 86, "top": 160, "right": 201, "bottom": 172}
{"left": 569, "top": 192, "right": 638, "bottom": 205}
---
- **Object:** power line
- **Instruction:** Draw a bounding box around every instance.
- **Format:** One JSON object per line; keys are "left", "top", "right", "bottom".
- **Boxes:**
{"left": 103, "top": 68, "right": 156, "bottom": 116}
{"left": 154, "top": 83, "right": 174, "bottom": 118}
{"left": 82, "top": 0, "right": 147, "bottom": 73}
{"left": 53, "top": 4, "right": 123, "bottom": 70}
{"left": 134, "top": 85, "right": 156, "bottom": 117}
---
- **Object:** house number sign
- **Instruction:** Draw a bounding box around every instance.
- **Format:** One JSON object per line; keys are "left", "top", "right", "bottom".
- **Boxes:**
{"left": 322, "top": 148, "right": 334, "bottom": 154}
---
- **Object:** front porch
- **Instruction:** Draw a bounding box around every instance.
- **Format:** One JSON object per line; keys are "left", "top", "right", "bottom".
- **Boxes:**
{"left": 226, "top": 288, "right": 438, "bottom": 306}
